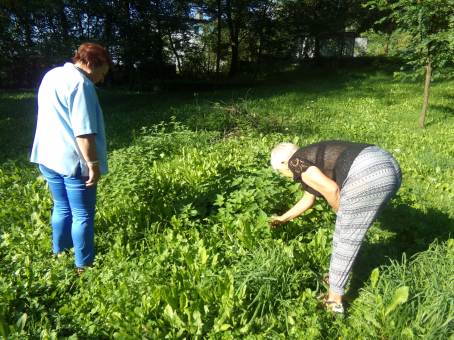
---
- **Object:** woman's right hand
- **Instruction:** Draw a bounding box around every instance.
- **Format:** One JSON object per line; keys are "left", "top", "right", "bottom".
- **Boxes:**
{"left": 76, "top": 134, "right": 100, "bottom": 187}
{"left": 269, "top": 215, "right": 287, "bottom": 227}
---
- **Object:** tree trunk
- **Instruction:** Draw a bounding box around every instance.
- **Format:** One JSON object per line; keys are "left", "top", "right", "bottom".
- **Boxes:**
{"left": 59, "top": 2, "right": 69, "bottom": 38}
{"left": 216, "top": 0, "right": 222, "bottom": 76}
{"left": 314, "top": 36, "right": 321, "bottom": 59}
{"left": 120, "top": 1, "right": 135, "bottom": 89}
{"left": 78, "top": 11, "right": 84, "bottom": 38}
{"left": 255, "top": 32, "right": 263, "bottom": 76}
{"left": 154, "top": 0, "right": 165, "bottom": 67}
{"left": 384, "top": 33, "right": 391, "bottom": 56}
{"left": 167, "top": 31, "right": 182, "bottom": 73}
{"left": 226, "top": 0, "right": 239, "bottom": 77}
{"left": 104, "top": 4, "right": 113, "bottom": 47}
{"left": 418, "top": 61, "right": 432, "bottom": 128}
{"left": 229, "top": 40, "right": 239, "bottom": 77}
{"left": 87, "top": 14, "right": 91, "bottom": 39}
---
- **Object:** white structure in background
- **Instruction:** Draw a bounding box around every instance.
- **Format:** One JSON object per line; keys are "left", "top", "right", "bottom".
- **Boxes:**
{"left": 354, "top": 37, "right": 368, "bottom": 57}
{"left": 296, "top": 33, "right": 368, "bottom": 59}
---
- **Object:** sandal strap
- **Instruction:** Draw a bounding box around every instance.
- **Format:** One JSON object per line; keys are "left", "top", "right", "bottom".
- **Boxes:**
{"left": 324, "top": 300, "right": 344, "bottom": 314}
{"left": 325, "top": 300, "right": 339, "bottom": 305}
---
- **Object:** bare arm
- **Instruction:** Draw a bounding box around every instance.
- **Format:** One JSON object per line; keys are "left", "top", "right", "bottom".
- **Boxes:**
{"left": 76, "top": 134, "right": 100, "bottom": 187}
{"left": 301, "top": 166, "right": 340, "bottom": 211}
{"left": 270, "top": 192, "right": 315, "bottom": 227}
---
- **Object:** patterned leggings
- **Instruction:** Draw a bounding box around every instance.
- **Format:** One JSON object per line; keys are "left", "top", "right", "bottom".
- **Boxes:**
{"left": 329, "top": 146, "right": 402, "bottom": 295}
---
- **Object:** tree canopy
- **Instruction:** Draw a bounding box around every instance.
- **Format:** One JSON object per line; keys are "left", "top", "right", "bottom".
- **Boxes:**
{"left": 367, "top": 0, "right": 454, "bottom": 127}
{"left": 0, "top": 0, "right": 452, "bottom": 90}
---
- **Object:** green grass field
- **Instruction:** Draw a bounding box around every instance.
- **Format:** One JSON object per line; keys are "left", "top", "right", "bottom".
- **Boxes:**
{"left": 1, "top": 66, "right": 453, "bottom": 338}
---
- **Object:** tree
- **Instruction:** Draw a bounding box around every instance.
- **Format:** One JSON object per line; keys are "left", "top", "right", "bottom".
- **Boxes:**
{"left": 279, "top": 0, "right": 365, "bottom": 60}
{"left": 367, "top": 0, "right": 454, "bottom": 128}
{"left": 243, "top": 1, "right": 281, "bottom": 72}
{"left": 224, "top": 0, "right": 250, "bottom": 76}
{"left": 193, "top": 0, "right": 225, "bottom": 75}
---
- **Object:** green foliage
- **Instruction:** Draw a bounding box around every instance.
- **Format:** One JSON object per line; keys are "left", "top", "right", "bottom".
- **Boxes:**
{"left": 360, "top": 29, "right": 412, "bottom": 57}
{"left": 366, "top": 0, "right": 454, "bottom": 76}
{"left": 345, "top": 240, "right": 454, "bottom": 339}
{"left": 1, "top": 68, "right": 453, "bottom": 337}
{"left": 1, "top": 0, "right": 392, "bottom": 87}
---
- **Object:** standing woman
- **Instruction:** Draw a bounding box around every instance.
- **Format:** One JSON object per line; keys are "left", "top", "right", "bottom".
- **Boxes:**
{"left": 30, "top": 43, "right": 111, "bottom": 272}
{"left": 270, "top": 141, "right": 402, "bottom": 313}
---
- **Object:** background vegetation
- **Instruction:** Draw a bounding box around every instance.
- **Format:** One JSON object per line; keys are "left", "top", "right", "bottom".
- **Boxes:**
{"left": 3, "top": 0, "right": 452, "bottom": 88}
{"left": 0, "top": 64, "right": 453, "bottom": 338}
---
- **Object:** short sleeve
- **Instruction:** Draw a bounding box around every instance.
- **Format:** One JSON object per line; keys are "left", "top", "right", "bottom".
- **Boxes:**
{"left": 69, "top": 82, "right": 99, "bottom": 136}
{"left": 301, "top": 182, "right": 322, "bottom": 197}
{"left": 288, "top": 150, "right": 322, "bottom": 197}
{"left": 288, "top": 151, "right": 315, "bottom": 177}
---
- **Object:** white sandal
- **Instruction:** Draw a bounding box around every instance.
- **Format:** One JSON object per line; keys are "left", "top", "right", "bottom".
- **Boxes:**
{"left": 324, "top": 300, "right": 344, "bottom": 314}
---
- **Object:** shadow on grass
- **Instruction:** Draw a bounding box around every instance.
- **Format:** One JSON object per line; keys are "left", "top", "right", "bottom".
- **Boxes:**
{"left": 99, "top": 70, "right": 398, "bottom": 149}
{"left": 424, "top": 104, "right": 454, "bottom": 127}
{"left": 2, "top": 65, "right": 451, "bottom": 168}
{"left": 0, "top": 66, "right": 401, "bottom": 165}
{"left": 431, "top": 104, "right": 454, "bottom": 116}
{"left": 346, "top": 200, "right": 454, "bottom": 301}
{"left": 0, "top": 94, "right": 36, "bottom": 163}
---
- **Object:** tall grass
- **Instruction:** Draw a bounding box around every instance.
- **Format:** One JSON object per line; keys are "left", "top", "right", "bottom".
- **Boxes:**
{"left": 344, "top": 240, "right": 454, "bottom": 339}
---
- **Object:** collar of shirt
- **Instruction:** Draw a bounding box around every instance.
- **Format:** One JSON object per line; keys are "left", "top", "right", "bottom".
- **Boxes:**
{"left": 66, "top": 63, "right": 93, "bottom": 84}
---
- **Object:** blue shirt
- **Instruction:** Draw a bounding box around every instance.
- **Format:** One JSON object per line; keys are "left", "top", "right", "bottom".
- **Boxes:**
{"left": 30, "top": 63, "right": 108, "bottom": 177}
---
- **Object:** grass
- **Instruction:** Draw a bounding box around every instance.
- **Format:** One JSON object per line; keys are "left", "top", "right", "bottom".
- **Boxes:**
{"left": 345, "top": 240, "right": 454, "bottom": 339}
{"left": 0, "top": 65, "right": 453, "bottom": 338}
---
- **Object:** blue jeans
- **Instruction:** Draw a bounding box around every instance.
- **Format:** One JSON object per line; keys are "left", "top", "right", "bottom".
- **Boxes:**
{"left": 39, "top": 164, "right": 97, "bottom": 268}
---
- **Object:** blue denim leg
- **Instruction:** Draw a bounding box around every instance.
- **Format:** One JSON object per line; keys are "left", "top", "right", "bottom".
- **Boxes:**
{"left": 39, "top": 164, "right": 97, "bottom": 267}
{"left": 64, "top": 176, "right": 96, "bottom": 267}
{"left": 39, "top": 165, "right": 73, "bottom": 253}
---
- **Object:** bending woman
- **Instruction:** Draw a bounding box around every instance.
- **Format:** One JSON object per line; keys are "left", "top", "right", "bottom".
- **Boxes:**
{"left": 270, "top": 141, "right": 401, "bottom": 313}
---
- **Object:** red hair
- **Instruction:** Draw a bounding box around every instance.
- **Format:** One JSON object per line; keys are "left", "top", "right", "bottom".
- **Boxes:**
{"left": 72, "top": 42, "right": 112, "bottom": 68}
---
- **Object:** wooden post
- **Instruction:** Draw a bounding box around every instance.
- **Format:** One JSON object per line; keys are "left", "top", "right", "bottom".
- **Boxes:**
{"left": 418, "top": 60, "right": 432, "bottom": 128}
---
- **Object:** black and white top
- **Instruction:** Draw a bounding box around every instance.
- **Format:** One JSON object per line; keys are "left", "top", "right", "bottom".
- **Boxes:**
{"left": 287, "top": 140, "right": 372, "bottom": 197}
